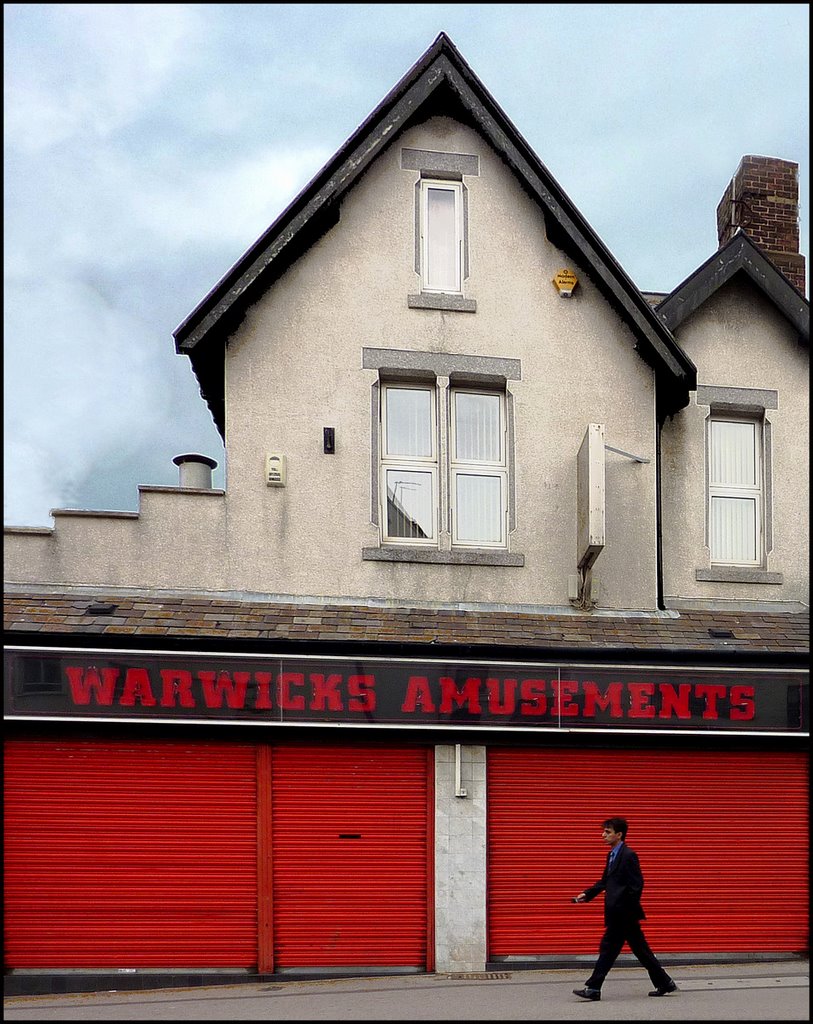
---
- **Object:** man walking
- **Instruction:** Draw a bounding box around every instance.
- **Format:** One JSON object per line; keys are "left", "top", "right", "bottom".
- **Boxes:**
{"left": 571, "top": 817, "right": 677, "bottom": 1001}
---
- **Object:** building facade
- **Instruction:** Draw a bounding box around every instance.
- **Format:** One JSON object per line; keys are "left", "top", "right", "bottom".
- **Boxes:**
{"left": 4, "top": 35, "right": 809, "bottom": 995}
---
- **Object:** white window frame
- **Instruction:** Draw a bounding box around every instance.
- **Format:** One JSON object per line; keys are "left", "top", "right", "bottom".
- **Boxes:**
{"left": 379, "top": 383, "right": 508, "bottom": 550}
{"left": 419, "top": 179, "right": 463, "bottom": 295}
{"left": 449, "top": 389, "right": 507, "bottom": 548}
{"left": 708, "top": 415, "right": 763, "bottom": 567}
{"left": 380, "top": 384, "right": 438, "bottom": 545}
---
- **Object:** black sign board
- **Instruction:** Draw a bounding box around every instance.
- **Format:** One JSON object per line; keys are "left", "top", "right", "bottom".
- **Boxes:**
{"left": 4, "top": 647, "right": 808, "bottom": 734}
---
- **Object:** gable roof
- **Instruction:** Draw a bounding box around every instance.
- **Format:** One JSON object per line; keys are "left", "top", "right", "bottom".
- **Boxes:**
{"left": 173, "top": 33, "right": 696, "bottom": 437}
{"left": 657, "top": 232, "right": 810, "bottom": 339}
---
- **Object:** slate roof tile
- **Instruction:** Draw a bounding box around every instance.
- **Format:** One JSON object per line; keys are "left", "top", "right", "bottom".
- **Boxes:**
{"left": 3, "top": 589, "right": 808, "bottom": 656}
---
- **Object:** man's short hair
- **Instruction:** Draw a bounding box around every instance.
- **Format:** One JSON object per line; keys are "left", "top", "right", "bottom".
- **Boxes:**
{"left": 603, "top": 817, "right": 628, "bottom": 839}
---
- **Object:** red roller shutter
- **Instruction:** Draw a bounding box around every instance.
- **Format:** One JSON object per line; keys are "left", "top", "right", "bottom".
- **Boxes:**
{"left": 270, "top": 744, "right": 433, "bottom": 969}
{"left": 487, "top": 748, "right": 808, "bottom": 956}
{"left": 4, "top": 739, "right": 258, "bottom": 968}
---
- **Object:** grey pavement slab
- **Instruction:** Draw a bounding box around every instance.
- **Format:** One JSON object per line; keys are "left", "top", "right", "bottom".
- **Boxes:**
{"left": 4, "top": 961, "right": 809, "bottom": 1021}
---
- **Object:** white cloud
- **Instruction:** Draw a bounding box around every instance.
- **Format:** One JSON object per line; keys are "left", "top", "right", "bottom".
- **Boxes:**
{"left": 3, "top": 273, "right": 171, "bottom": 525}
{"left": 4, "top": 4, "right": 199, "bottom": 153}
{"left": 130, "top": 145, "right": 334, "bottom": 251}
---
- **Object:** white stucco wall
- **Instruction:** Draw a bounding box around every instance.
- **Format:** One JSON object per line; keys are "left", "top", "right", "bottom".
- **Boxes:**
{"left": 661, "top": 276, "right": 809, "bottom": 607}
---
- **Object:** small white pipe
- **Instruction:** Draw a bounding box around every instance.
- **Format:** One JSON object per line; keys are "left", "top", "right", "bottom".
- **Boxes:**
{"left": 454, "top": 743, "right": 467, "bottom": 798}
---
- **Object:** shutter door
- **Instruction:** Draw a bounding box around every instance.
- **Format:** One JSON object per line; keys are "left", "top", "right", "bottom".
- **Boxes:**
{"left": 270, "top": 744, "right": 432, "bottom": 968}
{"left": 488, "top": 747, "right": 808, "bottom": 956}
{"left": 4, "top": 739, "right": 258, "bottom": 967}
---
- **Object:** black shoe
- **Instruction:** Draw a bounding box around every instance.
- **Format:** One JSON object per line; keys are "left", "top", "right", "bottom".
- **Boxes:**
{"left": 573, "top": 987, "right": 601, "bottom": 1001}
{"left": 648, "top": 979, "right": 678, "bottom": 996}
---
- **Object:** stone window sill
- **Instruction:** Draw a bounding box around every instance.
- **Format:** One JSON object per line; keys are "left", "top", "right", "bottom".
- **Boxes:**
{"left": 695, "top": 567, "right": 783, "bottom": 585}
{"left": 407, "top": 293, "right": 477, "bottom": 313}
{"left": 363, "top": 547, "right": 524, "bottom": 566}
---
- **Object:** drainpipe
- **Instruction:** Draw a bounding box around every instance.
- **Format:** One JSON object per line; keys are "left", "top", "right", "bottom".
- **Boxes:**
{"left": 655, "top": 415, "right": 665, "bottom": 610}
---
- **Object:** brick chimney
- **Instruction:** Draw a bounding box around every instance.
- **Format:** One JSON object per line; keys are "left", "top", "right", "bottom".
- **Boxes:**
{"left": 716, "top": 155, "right": 806, "bottom": 295}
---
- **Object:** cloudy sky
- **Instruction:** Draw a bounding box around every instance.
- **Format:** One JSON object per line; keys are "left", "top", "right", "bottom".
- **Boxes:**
{"left": 4, "top": 4, "right": 809, "bottom": 527}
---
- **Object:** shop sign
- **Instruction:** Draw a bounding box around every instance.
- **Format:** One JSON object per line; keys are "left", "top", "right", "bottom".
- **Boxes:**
{"left": 4, "top": 647, "right": 808, "bottom": 735}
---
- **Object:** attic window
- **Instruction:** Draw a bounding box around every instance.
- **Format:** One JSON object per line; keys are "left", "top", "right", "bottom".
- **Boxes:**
{"left": 420, "top": 179, "right": 463, "bottom": 294}
{"left": 402, "top": 149, "right": 478, "bottom": 314}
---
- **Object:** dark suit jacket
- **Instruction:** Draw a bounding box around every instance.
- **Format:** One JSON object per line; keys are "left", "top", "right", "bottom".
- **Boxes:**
{"left": 583, "top": 843, "right": 647, "bottom": 924}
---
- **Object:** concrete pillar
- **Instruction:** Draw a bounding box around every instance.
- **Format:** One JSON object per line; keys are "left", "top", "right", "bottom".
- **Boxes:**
{"left": 434, "top": 743, "right": 487, "bottom": 972}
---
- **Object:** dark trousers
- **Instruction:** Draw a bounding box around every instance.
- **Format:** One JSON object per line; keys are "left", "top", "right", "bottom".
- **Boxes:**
{"left": 585, "top": 918, "right": 672, "bottom": 990}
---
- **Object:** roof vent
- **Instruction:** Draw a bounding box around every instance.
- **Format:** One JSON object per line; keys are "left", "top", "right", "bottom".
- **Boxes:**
{"left": 85, "top": 602, "right": 117, "bottom": 616}
{"left": 172, "top": 453, "right": 218, "bottom": 489}
{"left": 708, "top": 628, "right": 735, "bottom": 639}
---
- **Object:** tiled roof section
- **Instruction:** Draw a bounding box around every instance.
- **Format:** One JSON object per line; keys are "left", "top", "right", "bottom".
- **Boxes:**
{"left": 3, "top": 591, "right": 809, "bottom": 654}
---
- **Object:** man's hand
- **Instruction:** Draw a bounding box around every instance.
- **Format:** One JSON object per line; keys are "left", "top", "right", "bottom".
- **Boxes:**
{"left": 572, "top": 892, "right": 587, "bottom": 903}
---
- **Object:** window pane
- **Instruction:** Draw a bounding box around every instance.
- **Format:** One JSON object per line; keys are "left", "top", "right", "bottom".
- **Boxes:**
{"left": 710, "top": 421, "right": 757, "bottom": 486}
{"left": 385, "top": 388, "right": 432, "bottom": 457}
{"left": 454, "top": 393, "right": 502, "bottom": 462}
{"left": 710, "top": 496, "right": 757, "bottom": 563}
{"left": 386, "top": 469, "right": 434, "bottom": 539}
{"left": 455, "top": 473, "right": 502, "bottom": 544}
{"left": 425, "top": 187, "right": 458, "bottom": 292}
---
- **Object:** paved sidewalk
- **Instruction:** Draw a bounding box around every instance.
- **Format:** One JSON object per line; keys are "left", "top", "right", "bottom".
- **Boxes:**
{"left": 4, "top": 961, "right": 809, "bottom": 1021}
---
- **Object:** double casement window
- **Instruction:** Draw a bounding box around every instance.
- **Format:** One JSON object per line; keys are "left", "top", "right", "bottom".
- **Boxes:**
{"left": 380, "top": 383, "right": 507, "bottom": 548}
{"left": 419, "top": 180, "right": 463, "bottom": 294}
{"left": 708, "top": 417, "right": 763, "bottom": 565}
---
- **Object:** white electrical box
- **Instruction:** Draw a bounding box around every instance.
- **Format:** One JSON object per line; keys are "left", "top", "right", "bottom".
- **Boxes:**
{"left": 266, "top": 453, "right": 287, "bottom": 487}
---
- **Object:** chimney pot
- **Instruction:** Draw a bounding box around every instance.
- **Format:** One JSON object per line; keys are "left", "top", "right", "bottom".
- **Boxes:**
{"left": 172, "top": 453, "right": 218, "bottom": 489}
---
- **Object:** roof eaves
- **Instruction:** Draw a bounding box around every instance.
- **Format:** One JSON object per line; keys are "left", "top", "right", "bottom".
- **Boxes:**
{"left": 657, "top": 233, "right": 810, "bottom": 340}
{"left": 427, "top": 48, "right": 697, "bottom": 399}
{"left": 173, "top": 33, "right": 454, "bottom": 353}
{"left": 173, "top": 33, "right": 696, "bottom": 415}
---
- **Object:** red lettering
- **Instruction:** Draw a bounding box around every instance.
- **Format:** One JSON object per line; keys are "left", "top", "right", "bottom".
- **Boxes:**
{"left": 658, "top": 683, "right": 692, "bottom": 719}
{"left": 628, "top": 683, "right": 656, "bottom": 718}
{"left": 730, "top": 684, "right": 756, "bottom": 721}
{"left": 487, "top": 678, "right": 517, "bottom": 715}
{"left": 65, "top": 666, "right": 118, "bottom": 706}
{"left": 348, "top": 674, "right": 376, "bottom": 712}
{"left": 198, "top": 670, "right": 250, "bottom": 709}
{"left": 401, "top": 676, "right": 436, "bottom": 713}
{"left": 253, "top": 672, "right": 274, "bottom": 709}
{"left": 160, "top": 669, "right": 195, "bottom": 708}
{"left": 552, "top": 679, "right": 580, "bottom": 716}
{"left": 439, "top": 677, "right": 482, "bottom": 715}
{"left": 582, "top": 682, "right": 623, "bottom": 717}
{"left": 695, "top": 684, "right": 727, "bottom": 719}
{"left": 520, "top": 679, "right": 547, "bottom": 715}
{"left": 278, "top": 672, "right": 305, "bottom": 711}
{"left": 120, "top": 667, "right": 157, "bottom": 706}
{"left": 310, "top": 673, "right": 343, "bottom": 711}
